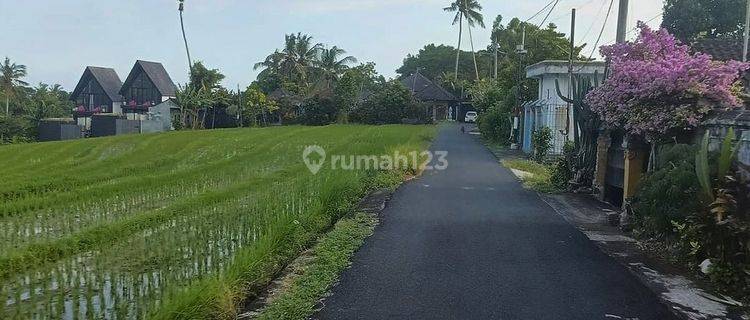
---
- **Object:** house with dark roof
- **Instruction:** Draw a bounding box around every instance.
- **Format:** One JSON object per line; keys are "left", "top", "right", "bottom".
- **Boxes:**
{"left": 120, "top": 60, "right": 178, "bottom": 112}
{"left": 400, "top": 72, "right": 459, "bottom": 121}
{"left": 70, "top": 66, "right": 124, "bottom": 116}
{"left": 57, "top": 61, "right": 180, "bottom": 140}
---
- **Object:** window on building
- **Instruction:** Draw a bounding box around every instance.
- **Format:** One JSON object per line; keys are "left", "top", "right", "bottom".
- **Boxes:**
{"left": 126, "top": 70, "right": 160, "bottom": 105}
{"left": 76, "top": 78, "right": 109, "bottom": 111}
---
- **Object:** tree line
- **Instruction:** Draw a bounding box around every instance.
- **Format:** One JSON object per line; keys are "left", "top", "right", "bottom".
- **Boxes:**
{"left": 174, "top": 32, "right": 432, "bottom": 130}
{"left": 0, "top": 57, "right": 73, "bottom": 143}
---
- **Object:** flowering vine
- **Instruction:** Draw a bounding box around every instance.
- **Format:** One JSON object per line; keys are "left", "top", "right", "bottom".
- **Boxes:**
{"left": 586, "top": 23, "right": 748, "bottom": 138}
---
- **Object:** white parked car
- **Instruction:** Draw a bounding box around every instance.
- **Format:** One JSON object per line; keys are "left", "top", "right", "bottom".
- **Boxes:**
{"left": 464, "top": 111, "right": 478, "bottom": 123}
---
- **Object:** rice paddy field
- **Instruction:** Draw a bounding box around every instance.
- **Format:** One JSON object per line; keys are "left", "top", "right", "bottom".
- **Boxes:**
{"left": 0, "top": 125, "right": 435, "bottom": 319}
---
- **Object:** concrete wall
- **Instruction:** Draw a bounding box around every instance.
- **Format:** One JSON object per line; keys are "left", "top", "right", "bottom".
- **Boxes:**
{"left": 91, "top": 116, "right": 141, "bottom": 137}
{"left": 38, "top": 121, "right": 82, "bottom": 142}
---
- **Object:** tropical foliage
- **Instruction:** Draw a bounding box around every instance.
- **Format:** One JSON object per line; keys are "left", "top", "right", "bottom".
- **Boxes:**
{"left": 253, "top": 33, "right": 367, "bottom": 123}
{"left": 350, "top": 81, "right": 428, "bottom": 125}
{"left": 586, "top": 23, "right": 748, "bottom": 139}
{"left": 662, "top": 0, "right": 747, "bottom": 42}
{"left": 1, "top": 57, "right": 28, "bottom": 116}
{"left": 444, "top": 0, "right": 485, "bottom": 81}
{"left": 0, "top": 57, "right": 72, "bottom": 143}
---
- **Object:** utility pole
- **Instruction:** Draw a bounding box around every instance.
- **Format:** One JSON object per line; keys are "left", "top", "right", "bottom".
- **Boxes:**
{"left": 237, "top": 84, "right": 243, "bottom": 127}
{"left": 564, "top": 9, "right": 576, "bottom": 140}
{"left": 744, "top": 0, "right": 749, "bottom": 62}
{"left": 494, "top": 29, "right": 499, "bottom": 80}
{"left": 616, "top": 0, "right": 629, "bottom": 43}
{"left": 512, "top": 23, "right": 528, "bottom": 147}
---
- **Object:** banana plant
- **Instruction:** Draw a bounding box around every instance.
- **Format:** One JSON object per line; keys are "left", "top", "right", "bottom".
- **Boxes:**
{"left": 554, "top": 71, "right": 603, "bottom": 189}
{"left": 696, "top": 128, "right": 738, "bottom": 222}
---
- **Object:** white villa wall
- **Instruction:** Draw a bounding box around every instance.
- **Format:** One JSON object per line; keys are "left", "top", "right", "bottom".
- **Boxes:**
{"left": 523, "top": 60, "right": 605, "bottom": 155}
{"left": 112, "top": 102, "right": 122, "bottom": 114}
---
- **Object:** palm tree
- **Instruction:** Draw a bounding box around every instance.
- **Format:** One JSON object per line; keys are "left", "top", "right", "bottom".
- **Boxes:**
{"left": 281, "top": 33, "right": 323, "bottom": 84}
{"left": 256, "top": 33, "right": 323, "bottom": 87}
{"left": 0, "top": 57, "right": 28, "bottom": 116}
{"left": 178, "top": 0, "right": 193, "bottom": 74}
{"left": 444, "top": 0, "right": 484, "bottom": 81}
{"left": 316, "top": 46, "right": 358, "bottom": 87}
{"left": 254, "top": 50, "right": 284, "bottom": 73}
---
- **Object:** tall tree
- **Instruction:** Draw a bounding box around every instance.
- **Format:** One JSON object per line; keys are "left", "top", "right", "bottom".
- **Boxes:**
{"left": 444, "top": 0, "right": 485, "bottom": 81}
{"left": 24, "top": 83, "right": 72, "bottom": 127}
{"left": 255, "top": 33, "right": 324, "bottom": 87}
{"left": 316, "top": 46, "right": 357, "bottom": 87}
{"left": 0, "top": 57, "right": 28, "bottom": 115}
{"left": 396, "top": 44, "right": 485, "bottom": 86}
{"left": 662, "top": 0, "right": 747, "bottom": 42}
{"left": 189, "top": 61, "right": 225, "bottom": 90}
{"left": 178, "top": 0, "right": 193, "bottom": 73}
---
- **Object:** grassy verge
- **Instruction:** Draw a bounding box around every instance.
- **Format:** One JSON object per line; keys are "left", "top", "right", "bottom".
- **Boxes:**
{"left": 254, "top": 212, "right": 378, "bottom": 320}
{"left": 501, "top": 159, "right": 560, "bottom": 193}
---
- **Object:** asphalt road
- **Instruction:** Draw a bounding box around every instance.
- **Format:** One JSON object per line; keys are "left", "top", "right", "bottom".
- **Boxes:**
{"left": 315, "top": 123, "right": 676, "bottom": 320}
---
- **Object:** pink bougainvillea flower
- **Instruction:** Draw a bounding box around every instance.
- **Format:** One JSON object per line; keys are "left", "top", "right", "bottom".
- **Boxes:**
{"left": 585, "top": 22, "right": 749, "bottom": 138}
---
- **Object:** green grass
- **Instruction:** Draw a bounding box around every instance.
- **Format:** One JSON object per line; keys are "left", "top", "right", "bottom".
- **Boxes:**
{"left": 501, "top": 159, "right": 560, "bottom": 193}
{"left": 0, "top": 125, "right": 435, "bottom": 319}
{"left": 254, "top": 212, "right": 379, "bottom": 320}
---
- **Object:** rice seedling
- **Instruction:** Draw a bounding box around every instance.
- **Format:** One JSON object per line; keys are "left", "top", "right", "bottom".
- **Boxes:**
{"left": 0, "top": 125, "right": 435, "bottom": 319}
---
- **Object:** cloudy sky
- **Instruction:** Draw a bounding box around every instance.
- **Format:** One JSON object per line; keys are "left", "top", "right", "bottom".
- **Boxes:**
{"left": 0, "top": 0, "right": 664, "bottom": 90}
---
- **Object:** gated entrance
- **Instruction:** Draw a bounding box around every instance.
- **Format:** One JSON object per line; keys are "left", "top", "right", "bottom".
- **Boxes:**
{"left": 604, "top": 132, "right": 625, "bottom": 207}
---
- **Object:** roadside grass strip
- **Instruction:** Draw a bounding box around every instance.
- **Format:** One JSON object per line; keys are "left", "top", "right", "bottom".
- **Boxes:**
{"left": 500, "top": 159, "right": 559, "bottom": 193}
{"left": 254, "top": 212, "right": 379, "bottom": 320}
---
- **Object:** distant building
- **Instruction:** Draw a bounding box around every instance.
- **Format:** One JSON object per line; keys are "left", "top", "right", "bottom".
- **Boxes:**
{"left": 522, "top": 60, "right": 606, "bottom": 155}
{"left": 70, "top": 66, "right": 124, "bottom": 116}
{"left": 59, "top": 60, "right": 179, "bottom": 140}
{"left": 120, "top": 60, "right": 178, "bottom": 116}
{"left": 400, "top": 72, "right": 459, "bottom": 122}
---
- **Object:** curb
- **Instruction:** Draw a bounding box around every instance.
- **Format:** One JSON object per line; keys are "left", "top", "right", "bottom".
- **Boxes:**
{"left": 540, "top": 193, "right": 747, "bottom": 320}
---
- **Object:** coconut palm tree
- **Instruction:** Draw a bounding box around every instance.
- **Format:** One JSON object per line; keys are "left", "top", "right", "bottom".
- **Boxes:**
{"left": 282, "top": 33, "right": 324, "bottom": 84}
{"left": 254, "top": 50, "right": 284, "bottom": 73}
{"left": 316, "top": 46, "right": 358, "bottom": 87}
{"left": 178, "top": 0, "right": 193, "bottom": 74}
{"left": 0, "top": 57, "right": 28, "bottom": 116}
{"left": 444, "top": 0, "right": 484, "bottom": 81}
{"left": 256, "top": 33, "right": 323, "bottom": 86}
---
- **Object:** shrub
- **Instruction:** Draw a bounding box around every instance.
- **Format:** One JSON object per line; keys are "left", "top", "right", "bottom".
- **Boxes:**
{"left": 350, "top": 81, "right": 427, "bottom": 125}
{"left": 550, "top": 141, "right": 575, "bottom": 190}
{"left": 632, "top": 144, "right": 703, "bottom": 237}
{"left": 531, "top": 127, "right": 552, "bottom": 162}
{"left": 478, "top": 106, "right": 511, "bottom": 144}
{"left": 301, "top": 95, "right": 337, "bottom": 126}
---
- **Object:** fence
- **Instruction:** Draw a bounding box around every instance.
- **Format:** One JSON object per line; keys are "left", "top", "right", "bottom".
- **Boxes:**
{"left": 524, "top": 102, "right": 572, "bottom": 155}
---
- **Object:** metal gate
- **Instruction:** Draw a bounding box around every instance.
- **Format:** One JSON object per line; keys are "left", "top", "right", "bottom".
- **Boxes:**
{"left": 605, "top": 132, "right": 625, "bottom": 207}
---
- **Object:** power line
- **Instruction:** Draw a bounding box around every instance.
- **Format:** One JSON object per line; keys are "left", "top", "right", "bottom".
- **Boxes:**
{"left": 574, "top": 0, "right": 615, "bottom": 72}
{"left": 577, "top": 0, "right": 609, "bottom": 46}
{"left": 525, "top": 0, "right": 557, "bottom": 23}
{"left": 538, "top": 0, "right": 561, "bottom": 27}
{"left": 602, "top": 12, "right": 662, "bottom": 44}
{"left": 548, "top": 0, "right": 597, "bottom": 24}
{"left": 587, "top": 0, "right": 615, "bottom": 60}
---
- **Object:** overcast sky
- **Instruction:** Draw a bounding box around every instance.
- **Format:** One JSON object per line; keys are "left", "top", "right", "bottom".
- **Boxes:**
{"left": 0, "top": 0, "right": 664, "bottom": 91}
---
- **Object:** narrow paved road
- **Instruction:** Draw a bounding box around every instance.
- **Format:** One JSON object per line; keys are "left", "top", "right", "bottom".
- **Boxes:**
{"left": 315, "top": 124, "right": 675, "bottom": 320}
